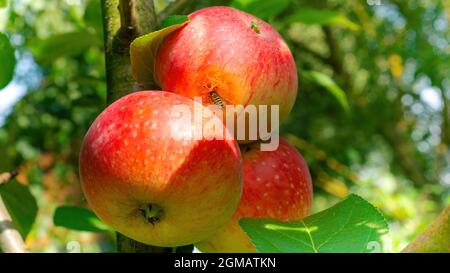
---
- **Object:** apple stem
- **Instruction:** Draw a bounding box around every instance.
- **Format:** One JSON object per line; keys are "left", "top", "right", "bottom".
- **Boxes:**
{"left": 239, "top": 143, "right": 253, "bottom": 153}
{"left": 250, "top": 21, "right": 261, "bottom": 34}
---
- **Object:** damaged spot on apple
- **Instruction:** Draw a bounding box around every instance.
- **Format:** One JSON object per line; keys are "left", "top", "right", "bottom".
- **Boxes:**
{"left": 201, "top": 81, "right": 226, "bottom": 107}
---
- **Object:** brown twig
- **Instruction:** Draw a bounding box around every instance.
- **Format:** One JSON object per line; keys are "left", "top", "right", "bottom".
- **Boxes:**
{"left": 0, "top": 170, "right": 27, "bottom": 253}
{"left": 0, "top": 170, "right": 18, "bottom": 185}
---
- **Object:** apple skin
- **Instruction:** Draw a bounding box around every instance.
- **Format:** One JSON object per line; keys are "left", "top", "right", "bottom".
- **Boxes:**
{"left": 79, "top": 91, "right": 243, "bottom": 247}
{"left": 154, "top": 6, "right": 298, "bottom": 136}
{"left": 195, "top": 138, "right": 313, "bottom": 252}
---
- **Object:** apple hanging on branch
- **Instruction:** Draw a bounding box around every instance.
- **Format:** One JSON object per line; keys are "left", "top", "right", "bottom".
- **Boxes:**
{"left": 131, "top": 6, "right": 298, "bottom": 143}
{"left": 196, "top": 138, "right": 313, "bottom": 252}
{"left": 155, "top": 6, "right": 297, "bottom": 120}
{"left": 79, "top": 91, "right": 243, "bottom": 247}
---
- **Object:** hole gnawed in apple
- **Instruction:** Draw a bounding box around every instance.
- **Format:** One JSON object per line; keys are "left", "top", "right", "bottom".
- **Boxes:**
{"left": 202, "top": 82, "right": 226, "bottom": 108}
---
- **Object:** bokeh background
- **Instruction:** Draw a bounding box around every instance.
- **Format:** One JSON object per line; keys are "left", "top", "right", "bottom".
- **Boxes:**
{"left": 0, "top": 0, "right": 449, "bottom": 252}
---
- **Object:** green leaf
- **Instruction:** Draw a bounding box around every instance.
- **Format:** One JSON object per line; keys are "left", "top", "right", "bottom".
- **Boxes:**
{"left": 231, "top": 0, "right": 290, "bottom": 20}
{"left": 31, "top": 31, "right": 100, "bottom": 64}
{"left": 303, "top": 70, "right": 350, "bottom": 112}
{"left": 240, "top": 194, "right": 389, "bottom": 253}
{"left": 53, "top": 206, "right": 110, "bottom": 233}
{"left": 0, "top": 180, "right": 38, "bottom": 238}
{"left": 286, "top": 8, "right": 360, "bottom": 31}
{"left": 160, "top": 15, "right": 189, "bottom": 29}
{"left": 0, "top": 0, "right": 7, "bottom": 8}
{"left": 84, "top": 0, "right": 103, "bottom": 35}
{"left": 130, "top": 20, "right": 188, "bottom": 84}
{"left": 0, "top": 32, "right": 16, "bottom": 89}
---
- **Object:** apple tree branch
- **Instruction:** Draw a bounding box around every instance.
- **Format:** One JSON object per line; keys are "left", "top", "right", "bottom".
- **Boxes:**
{"left": 101, "top": 0, "right": 171, "bottom": 253}
{"left": 102, "top": 0, "right": 158, "bottom": 104}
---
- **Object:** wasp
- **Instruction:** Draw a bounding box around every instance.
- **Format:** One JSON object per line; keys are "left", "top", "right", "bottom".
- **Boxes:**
{"left": 203, "top": 82, "right": 226, "bottom": 108}
{"left": 209, "top": 91, "right": 225, "bottom": 108}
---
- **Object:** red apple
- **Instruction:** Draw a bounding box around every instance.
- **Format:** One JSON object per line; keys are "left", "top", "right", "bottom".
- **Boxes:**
{"left": 79, "top": 91, "right": 243, "bottom": 247}
{"left": 154, "top": 6, "right": 298, "bottom": 142}
{"left": 196, "top": 138, "right": 313, "bottom": 252}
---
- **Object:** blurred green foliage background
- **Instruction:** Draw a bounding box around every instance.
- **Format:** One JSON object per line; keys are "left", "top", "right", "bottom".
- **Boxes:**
{"left": 0, "top": 0, "right": 449, "bottom": 252}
